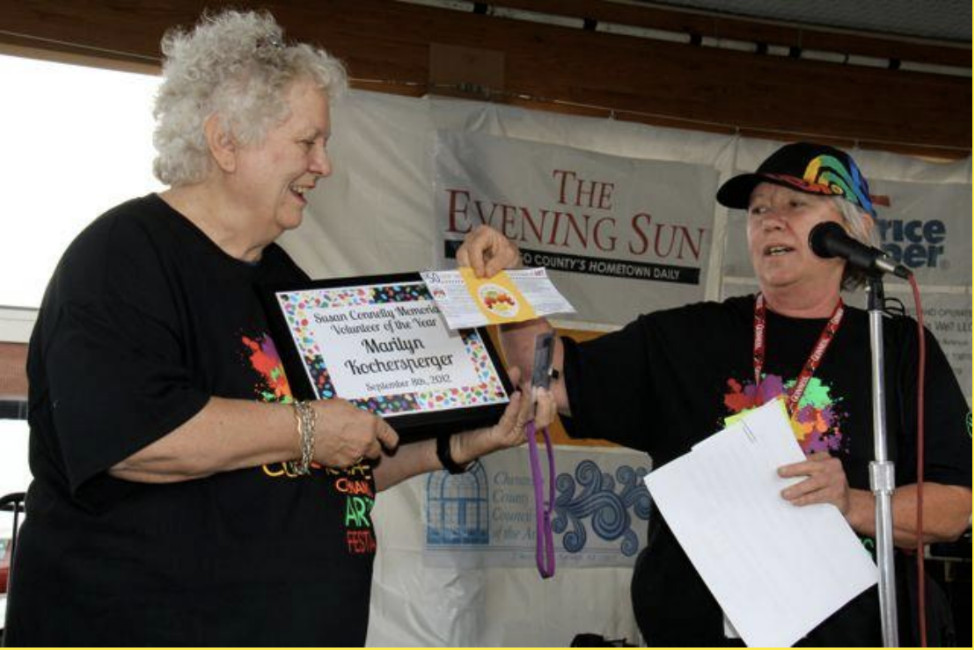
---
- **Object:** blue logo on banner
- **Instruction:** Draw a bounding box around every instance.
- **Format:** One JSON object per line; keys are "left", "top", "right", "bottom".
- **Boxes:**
{"left": 426, "top": 459, "right": 651, "bottom": 554}
{"left": 426, "top": 461, "right": 490, "bottom": 545}
{"left": 553, "top": 461, "right": 651, "bottom": 557}
{"left": 877, "top": 217, "right": 947, "bottom": 269}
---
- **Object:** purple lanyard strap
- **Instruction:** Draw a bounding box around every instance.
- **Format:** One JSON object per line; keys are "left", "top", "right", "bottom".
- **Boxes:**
{"left": 525, "top": 420, "right": 556, "bottom": 578}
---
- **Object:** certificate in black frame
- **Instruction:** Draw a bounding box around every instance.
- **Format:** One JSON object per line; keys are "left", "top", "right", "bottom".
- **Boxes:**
{"left": 260, "top": 272, "right": 513, "bottom": 441}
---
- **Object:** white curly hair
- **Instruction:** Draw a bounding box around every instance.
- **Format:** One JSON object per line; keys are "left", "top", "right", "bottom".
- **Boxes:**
{"left": 152, "top": 9, "right": 347, "bottom": 186}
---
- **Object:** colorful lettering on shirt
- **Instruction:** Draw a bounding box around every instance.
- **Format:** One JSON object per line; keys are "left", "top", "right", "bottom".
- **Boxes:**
{"left": 336, "top": 477, "right": 375, "bottom": 497}
{"left": 724, "top": 374, "right": 844, "bottom": 454}
{"left": 347, "top": 530, "right": 377, "bottom": 554}
{"left": 345, "top": 495, "right": 374, "bottom": 527}
{"left": 242, "top": 331, "right": 378, "bottom": 555}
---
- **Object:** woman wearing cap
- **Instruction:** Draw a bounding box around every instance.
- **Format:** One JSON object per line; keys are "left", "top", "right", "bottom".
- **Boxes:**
{"left": 5, "top": 9, "right": 555, "bottom": 646}
{"left": 458, "top": 141, "right": 971, "bottom": 645}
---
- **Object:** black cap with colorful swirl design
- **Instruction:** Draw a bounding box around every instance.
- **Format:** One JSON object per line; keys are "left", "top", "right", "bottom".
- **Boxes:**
{"left": 717, "top": 142, "right": 876, "bottom": 217}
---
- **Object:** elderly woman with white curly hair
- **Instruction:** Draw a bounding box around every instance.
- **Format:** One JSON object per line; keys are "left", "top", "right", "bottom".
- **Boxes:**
{"left": 5, "top": 9, "right": 552, "bottom": 646}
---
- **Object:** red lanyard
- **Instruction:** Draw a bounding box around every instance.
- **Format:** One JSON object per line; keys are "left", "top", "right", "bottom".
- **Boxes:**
{"left": 753, "top": 293, "right": 845, "bottom": 417}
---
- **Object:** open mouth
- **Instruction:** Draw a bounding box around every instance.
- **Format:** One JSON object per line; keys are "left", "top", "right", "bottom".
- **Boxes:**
{"left": 764, "top": 245, "right": 794, "bottom": 257}
{"left": 289, "top": 184, "right": 311, "bottom": 203}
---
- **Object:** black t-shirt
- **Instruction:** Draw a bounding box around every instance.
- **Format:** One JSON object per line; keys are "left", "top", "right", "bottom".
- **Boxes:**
{"left": 7, "top": 195, "right": 377, "bottom": 646}
{"left": 562, "top": 295, "right": 972, "bottom": 646}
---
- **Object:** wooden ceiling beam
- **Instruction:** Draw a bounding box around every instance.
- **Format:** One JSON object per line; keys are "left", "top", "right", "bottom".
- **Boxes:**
{"left": 491, "top": 0, "right": 971, "bottom": 67}
{"left": 0, "top": 0, "right": 968, "bottom": 158}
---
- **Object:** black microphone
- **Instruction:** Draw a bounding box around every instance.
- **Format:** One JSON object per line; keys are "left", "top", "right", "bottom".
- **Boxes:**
{"left": 808, "top": 222, "right": 911, "bottom": 279}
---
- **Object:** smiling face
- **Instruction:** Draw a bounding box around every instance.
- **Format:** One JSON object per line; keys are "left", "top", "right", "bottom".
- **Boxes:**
{"left": 746, "top": 182, "right": 847, "bottom": 298}
{"left": 229, "top": 77, "right": 332, "bottom": 245}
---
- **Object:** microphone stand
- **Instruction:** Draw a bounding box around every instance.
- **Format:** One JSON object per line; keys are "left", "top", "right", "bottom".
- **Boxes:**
{"left": 867, "top": 275, "right": 899, "bottom": 646}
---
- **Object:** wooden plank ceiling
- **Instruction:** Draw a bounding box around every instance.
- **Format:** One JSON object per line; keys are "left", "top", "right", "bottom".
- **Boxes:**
{"left": 0, "top": 0, "right": 969, "bottom": 158}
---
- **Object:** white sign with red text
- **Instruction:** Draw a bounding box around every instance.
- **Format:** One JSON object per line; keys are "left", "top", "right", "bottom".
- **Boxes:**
{"left": 434, "top": 131, "right": 719, "bottom": 326}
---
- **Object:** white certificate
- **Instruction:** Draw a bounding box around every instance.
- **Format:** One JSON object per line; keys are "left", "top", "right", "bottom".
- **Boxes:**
{"left": 262, "top": 273, "right": 513, "bottom": 439}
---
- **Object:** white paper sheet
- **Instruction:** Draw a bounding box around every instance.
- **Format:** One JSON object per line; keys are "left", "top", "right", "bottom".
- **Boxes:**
{"left": 644, "top": 400, "right": 878, "bottom": 647}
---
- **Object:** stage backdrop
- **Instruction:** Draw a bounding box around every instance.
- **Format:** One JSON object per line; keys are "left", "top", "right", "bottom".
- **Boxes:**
{"left": 280, "top": 90, "right": 972, "bottom": 646}
{"left": 434, "top": 130, "right": 717, "bottom": 324}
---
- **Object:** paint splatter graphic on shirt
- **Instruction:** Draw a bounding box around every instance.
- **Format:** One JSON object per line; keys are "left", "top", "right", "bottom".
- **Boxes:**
{"left": 242, "top": 334, "right": 293, "bottom": 403}
{"left": 724, "top": 374, "right": 844, "bottom": 454}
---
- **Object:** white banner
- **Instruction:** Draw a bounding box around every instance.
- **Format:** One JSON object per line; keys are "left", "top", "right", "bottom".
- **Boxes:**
{"left": 870, "top": 179, "right": 972, "bottom": 285}
{"left": 903, "top": 293, "right": 972, "bottom": 403}
{"left": 434, "top": 130, "right": 718, "bottom": 325}
{"left": 423, "top": 445, "right": 651, "bottom": 569}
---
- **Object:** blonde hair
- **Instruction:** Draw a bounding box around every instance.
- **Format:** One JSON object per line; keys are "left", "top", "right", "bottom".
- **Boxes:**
{"left": 152, "top": 9, "right": 347, "bottom": 186}
{"left": 832, "top": 197, "right": 879, "bottom": 291}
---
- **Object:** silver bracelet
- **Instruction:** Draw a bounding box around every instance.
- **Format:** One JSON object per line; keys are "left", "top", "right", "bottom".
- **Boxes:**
{"left": 291, "top": 400, "right": 317, "bottom": 475}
